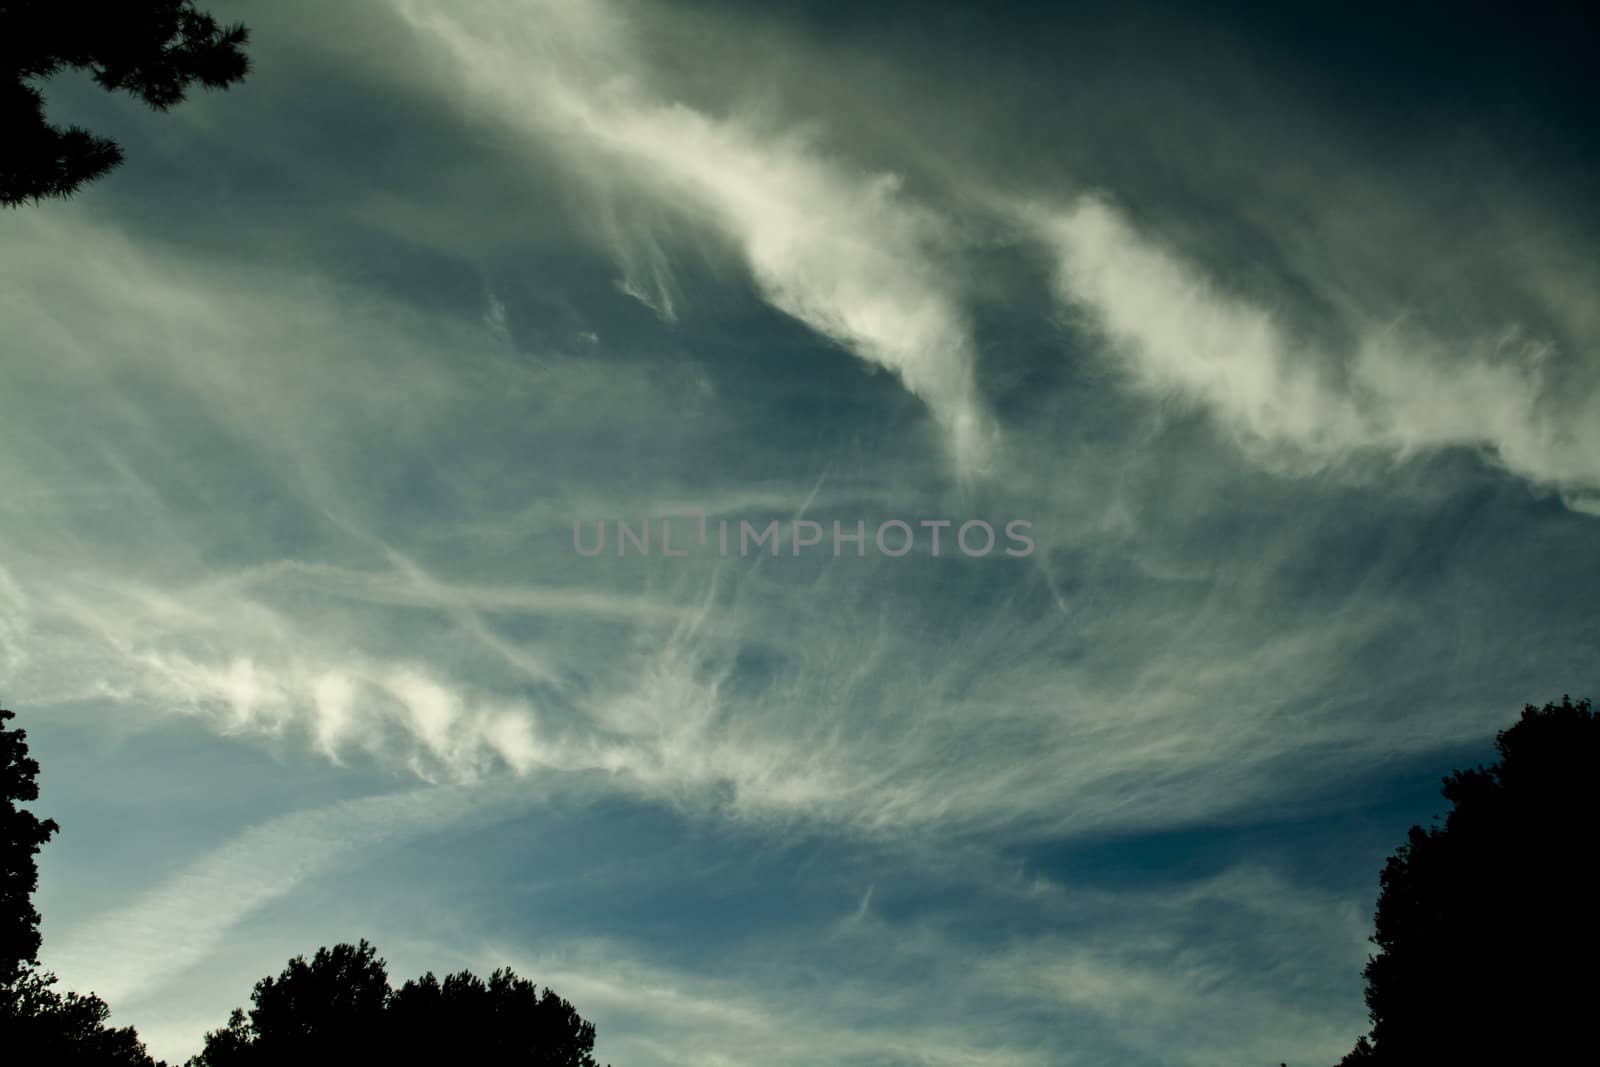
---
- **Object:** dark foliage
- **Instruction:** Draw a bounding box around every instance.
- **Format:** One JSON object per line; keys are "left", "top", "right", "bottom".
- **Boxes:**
{"left": 0, "top": 706, "right": 164, "bottom": 1064}
{"left": 3, "top": 705, "right": 607, "bottom": 1064}
{"left": 0, "top": 706, "right": 59, "bottom": 985}
{"left": 1, "top": 0, "right": 250, "bottom": 205}
{"left": 1338, "top": 696, "right": 1599, "bottom": 1064}
{"left": 388, "top": 967, "right": 604, "bottom": 1065}
{"left": 1, "top": 964, "right": 163, "bottom": 1066}
{"left": 188, "top": 940, "right": 605, "bottom": 1066}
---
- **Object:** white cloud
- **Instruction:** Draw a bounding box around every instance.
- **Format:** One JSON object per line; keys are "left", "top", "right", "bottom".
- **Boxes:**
{"left": 42, "top": 786, "right": 496, "bottom": 1006}
{"left": 7, "top": 8, "right": 1594, "bottom": 1067}
{"left": 464, "top": 861, "right": 1367, "bottom": 1067}
{"left": 1037, "top": 195, "right": 1600, "bottom": 507}
{"left": 390, "top": 0, "right": 999, "bottom": 477}
{"left": 0, "top": 202, "right": 1550, "bottom": 858}
{"left": 490, "top": 940, "right": 1050, "bottom": 1067}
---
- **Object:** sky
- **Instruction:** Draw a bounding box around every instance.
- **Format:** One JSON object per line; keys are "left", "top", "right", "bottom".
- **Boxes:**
{"left": 3, "top": 1, "right": 1597, "bottom": 1064}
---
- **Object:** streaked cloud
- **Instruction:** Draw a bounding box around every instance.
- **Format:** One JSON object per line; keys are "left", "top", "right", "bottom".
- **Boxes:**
{"left": 45, "top": 785, "right": 498, "bottom": 1006}
{"left": 1037, "top": 195, "right": 1600, "bottom": 511}
{"left": 391, "top": 0, "right": 999, "bottom": 476}
{"left": 7, "top": 2, "right": 1597, "bottom": 1066}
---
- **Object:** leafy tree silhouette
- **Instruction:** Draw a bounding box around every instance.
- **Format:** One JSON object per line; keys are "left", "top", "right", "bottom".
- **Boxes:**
{"left": 1, "top": 706, "right": 164, "bottom": 1065}
{"left": 1337, "top": 695, "right": 1599, "bottom": 1064}
{"left": 2, "top": 967, "right": 163, "bottom": 1066}
{"left": 3, "top": 704, "right": 609, "bottom": 1063}
{"left": 388, "top": 966, "right": 604, "bottom": 1065}
{"left": 188, "top": 941, "right": 606, "bottom": 1066}
{"left": 1, "top": 0, "right": 250, "bottom": 206}
{"left": 1, "top": 706, "right": 58, "bottom": 985}
{"left": 189, "top": 941, "right": 390, "bottom": 1065}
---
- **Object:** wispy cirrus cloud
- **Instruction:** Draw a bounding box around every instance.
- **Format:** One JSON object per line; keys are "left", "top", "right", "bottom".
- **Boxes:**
{"left": 390, "top": 0, "right": 999, "bottom": 477}
{"left": 45, "top": 784, "right": 499, "bottom": 1007}
{"left": 3, "top": 107, "right": 1582, "bottom": 862}
{"left": 462, "top": 860, "right": 1368, "bottom": 1067}
{"left": 9, "top": 4, "right": 1600, "bottom": 1066}
{"left": 1036, "top": 195, "right": 1600, "bottom": 512}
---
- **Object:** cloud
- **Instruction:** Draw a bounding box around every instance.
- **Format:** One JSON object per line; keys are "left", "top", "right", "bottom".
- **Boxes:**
{"left": 1036, "top": 195, "right": 1600, "bottom": 509}
{"left": 3, "top": 195, "right": 1575, "bottom": 860}
{"left": 490, "top": 940, "right": 1048, "bottom": 1067}
{"left": 976, "top": 865, "right": 1370, "bottom": 1066}
{"left": 43, "top": 785, "right": 499, "bottom": 1006}
{"left": 463, "top": 861, "right": 1368, "bottom": 1067}
{"left": 389, "top": 0, "right": 999, "bottom": 477}
{"left": 10, "top": 7, "right": 1599, "bottom": 1067}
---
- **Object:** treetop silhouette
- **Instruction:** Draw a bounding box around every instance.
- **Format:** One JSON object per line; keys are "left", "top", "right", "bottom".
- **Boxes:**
{"left": 3, "top": 703, "right": 609, "bottom": 1064}
{"left": 2, "top": 704, "right": 164, "bottom": 1064}
{"left": 1338, "top": 695, "right": 1599, "bottom": 1064}
{"left": 188, "top": 939, "right": 606, "bottom": 1066}
{"left": 0, "top": 705, "right": 59, "bottom": 986}
{"left": 2, "top": 0, "right": 250, "bottom": 206}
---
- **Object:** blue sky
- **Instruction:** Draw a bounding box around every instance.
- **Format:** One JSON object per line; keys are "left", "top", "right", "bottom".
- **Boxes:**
{"left": 4, "top": 2, "right": 1598, "bottom": 1063}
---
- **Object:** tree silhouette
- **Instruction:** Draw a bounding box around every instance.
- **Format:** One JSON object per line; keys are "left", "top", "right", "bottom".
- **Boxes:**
{"left": 188, "top": 941, "right": 390, "bottom": 1065}
{"left": 4, "top": 704, "right": 608, "bottom": 1063}
{"left": 1338, "top": 695, "right": 1599, "bottom": 1064}
{"left": 1, "top": 0, "right": 250, "bottom": 206}
{"left": 1, "top": 706, "right": 58, "bottom": 985}
{"left": 2, "top": 967, "right": 163, "bottom": 1066}
{"left": 388, "top": 966, "right": 604, "bottom": 1065}
{"left": 188, "top": 941, "right": 605, "bottom": 1066}
{"left": 1, "top": 705, "right": 164, "bottom": 1065}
